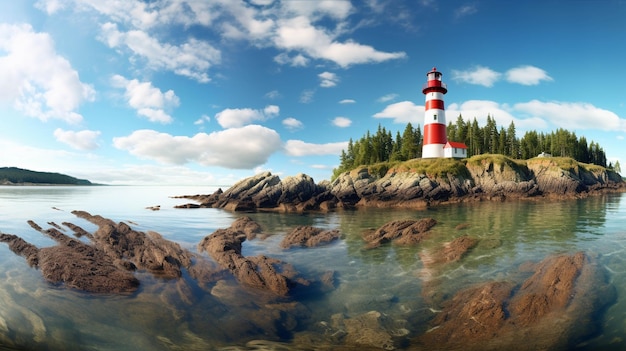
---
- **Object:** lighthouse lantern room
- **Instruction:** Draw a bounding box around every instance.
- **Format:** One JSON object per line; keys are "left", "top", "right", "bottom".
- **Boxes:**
{"left": 421, "top": 67, "right": 448, "bottom": 158}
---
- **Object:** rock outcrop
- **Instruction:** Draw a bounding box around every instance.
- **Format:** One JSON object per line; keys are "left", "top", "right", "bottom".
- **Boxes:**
{"left": 0, "top": 213, "right": 308, "bottom": 297}
{"left": 416, "top": 252, "right": 615, "bottom": 351}
{"left": 197, "top": 216, "right": 307, "bottom": 296}
{"left": 361, "top": 218, "right": 437, "bottom": 249}
{"left": 175, "top": 156, "right": 624, "bottom": 212}
{"left": 280, "top": 226, "right": 341, "bottom": 249}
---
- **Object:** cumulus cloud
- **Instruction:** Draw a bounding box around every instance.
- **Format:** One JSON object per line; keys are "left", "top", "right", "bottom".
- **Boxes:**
{"left": 339, "top": 99, "right": 356, "bottom": 104}
{"left": 113, "top": 125, "right": 282, "bottom": 169}
{"left": 53, "top": 128, "right": 101, "bottom": 150}
{"left": 41, "top": 0, "right": 404, "bottom": 73}
{"left": 447, "top": 100, "right": 543, "bottom": 132}
{"left": 319, "top": 71, "right": 339, "bottom": 87}
{"left": 274, "top": 16, "right": 406, "bottom": 68}
{"left": 282, "top": 117, "right": 303, "bottom": 130}
{"left": 194, "top": 115, "right": 211, "bottom": 125}
{"left": 215, "top": 105, "right": 279, "bottom": 128}
{"left": 451, "top": 66, "right": 501, "bottom": 87}
{"left": 0, "top": 23, "right": 95, "bottom": 124}
{"left": 505, "top": 65, "right": 553, "bottom": 85}
{"left": 332, "top": 117, "right": 352, "bottom": 127}
{"left": 373, "top": 101, "right": 423, "bottom": 123}
{"left": 111, "top": 75, "right": 179, "bottom": 123}
{"left": 514, "top": 100, "right": 624, "bottom": 131}
{"left": 274, "top": 52, "right": 310, "bottom": 67}
{"left": 284, "top": 140, "right": 348, "bottom": 156}
{"left": 377, "top": 93, "right": 398, "bottom": 103}
{"left": 101, "top": 23, "right": 220, "bottom": 83}
{"left": 446, "top": 99, "right": 626, "bottom": 133}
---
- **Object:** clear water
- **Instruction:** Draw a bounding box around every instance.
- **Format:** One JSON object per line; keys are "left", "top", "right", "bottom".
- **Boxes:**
{"left": 1, "top": 185, "right": 626, "bottom": 350}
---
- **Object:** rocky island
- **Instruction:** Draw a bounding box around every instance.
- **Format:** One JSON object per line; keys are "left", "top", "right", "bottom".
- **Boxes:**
{"left": 175, "top": 154, "right": 625, "bottom": 212}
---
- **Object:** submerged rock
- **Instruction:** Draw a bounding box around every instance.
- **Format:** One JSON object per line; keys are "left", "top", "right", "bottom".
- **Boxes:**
{"left": 0, "top": 230, "right": 139, "bottom": 294}
{"left": 280, "top": 226, "right": 341, "bottom": 249}
{"left": 362, "top": 218, "right": 437, "bottom": 249}
{"left": 417, "top": 251, "right": 615, "bottom": 351}
{"left": 197, "top": 216, "right": 306, "bottom": 296}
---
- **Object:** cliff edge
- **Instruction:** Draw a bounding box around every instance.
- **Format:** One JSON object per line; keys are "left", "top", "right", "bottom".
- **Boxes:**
{"left": 176, "top": 155, "right": 625, "bottom": 212}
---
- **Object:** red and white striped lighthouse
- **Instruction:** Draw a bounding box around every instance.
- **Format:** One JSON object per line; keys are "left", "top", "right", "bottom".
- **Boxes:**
{"left": 421, "top": 67, "right": 448, "bottom": 158}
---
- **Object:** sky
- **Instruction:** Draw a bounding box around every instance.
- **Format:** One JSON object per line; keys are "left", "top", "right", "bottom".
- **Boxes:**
{"left": 0, "top": 0, "right": 625, "bottom": 186}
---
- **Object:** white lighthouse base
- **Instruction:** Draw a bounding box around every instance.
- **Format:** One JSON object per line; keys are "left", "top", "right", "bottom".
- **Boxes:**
{"left": 422, "top": 144, "right": 445, "bottom": 158}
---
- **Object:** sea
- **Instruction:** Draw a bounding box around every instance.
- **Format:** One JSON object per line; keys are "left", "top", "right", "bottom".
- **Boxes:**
{"left": 1, "top": 185, "right": 626, "bottom": 350}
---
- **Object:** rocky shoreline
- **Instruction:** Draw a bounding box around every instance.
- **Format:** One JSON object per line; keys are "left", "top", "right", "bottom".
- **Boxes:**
{"left": 175, "top": 156, "right": 625, "bottom": 212}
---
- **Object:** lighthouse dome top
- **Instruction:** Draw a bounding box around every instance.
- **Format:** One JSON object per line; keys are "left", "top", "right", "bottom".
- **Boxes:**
{"left": 427, "top": 67, "right": 442, "bottom": 79}
{"left": 423, "top": 67, "right": 447, "bottom": 94}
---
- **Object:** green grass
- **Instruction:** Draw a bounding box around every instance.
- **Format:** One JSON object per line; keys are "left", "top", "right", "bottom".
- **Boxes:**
{"left": 335, "top": 154, "right": 611, "bottom": 181}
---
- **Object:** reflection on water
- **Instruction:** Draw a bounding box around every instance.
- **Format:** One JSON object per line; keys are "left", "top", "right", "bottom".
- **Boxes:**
{"left": 1, "top": 186, "right": 626, "bottom": 350}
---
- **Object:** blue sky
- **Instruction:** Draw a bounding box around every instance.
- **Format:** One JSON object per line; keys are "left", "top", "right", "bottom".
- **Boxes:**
{"left": 0, "top": 0, "right": 625, "bottom": 185}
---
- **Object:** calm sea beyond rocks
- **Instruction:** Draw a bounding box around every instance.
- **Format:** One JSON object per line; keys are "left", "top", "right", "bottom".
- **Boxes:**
{"left": 0, "top": 156, "right": 624, "bottom": 350}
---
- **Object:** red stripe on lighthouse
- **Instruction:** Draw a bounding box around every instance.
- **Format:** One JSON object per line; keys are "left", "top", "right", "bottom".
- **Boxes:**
{"left": 424, "top": 123, "right": 447, "bottom": 145}
{"left": 425, "top": 99, "right": 444, "bottom": 110}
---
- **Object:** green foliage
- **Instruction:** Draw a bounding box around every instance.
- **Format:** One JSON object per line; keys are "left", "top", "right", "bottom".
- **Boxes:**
{"left": 392, "top": 158, "right": 470, "bottom": 179}
{"left": 0, "top": 167, "right": 92, "bottom": 185}
{"left": 333, "top": 114, "right": 610, "bottom": 180}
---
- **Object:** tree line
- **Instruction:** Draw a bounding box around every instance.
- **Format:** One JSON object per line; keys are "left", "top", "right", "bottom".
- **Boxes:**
{"left": 333, "top": 115, "right": 613, "bottom": 178}
{"left": 0, "top": 167, "right": 93, "bottom": 185}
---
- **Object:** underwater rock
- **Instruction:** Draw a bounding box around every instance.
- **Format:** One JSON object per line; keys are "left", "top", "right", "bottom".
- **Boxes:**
{"left": 280, "top": 226, "right": 341, "bottom": 249}
{"left": 197, "top": 217, "right": 306, "bottom": 296}
{"left": 330, "top": 311, "right": 409, "bottom": 350}
{"left": 0, "top": 228, "right": 139, "bottom": 294}
{"left": 416, "top": 251, "right": 616, "bottom": 351}
{"left": 362, "top": 218, "right": 437, "bottom": 249}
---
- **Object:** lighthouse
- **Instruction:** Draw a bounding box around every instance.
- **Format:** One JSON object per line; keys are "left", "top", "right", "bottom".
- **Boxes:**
{"left": 421, "top": 67, "right": 448, "bottom": 158}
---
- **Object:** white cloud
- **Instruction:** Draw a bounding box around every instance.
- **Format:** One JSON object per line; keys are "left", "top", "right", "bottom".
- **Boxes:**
{"left": 446, "top": 99, "right": 626, "bottom": 134}
{"left": 513, "top": 100, "right": 625, "bottom": 131}
{"left": 332, "top": 117, "right": 352, "bottom": 127}
{"left": 373, "top": 101, "right": 423, "bottom": 124}
{"left": 38, "top": 0, "right": 159, "bottom": 29}
{"left": 282, "top": 117, "right": 303, "bottom": 130}
{"left": 113, "top": 125, "right": 282, "bottom": 169}
{"left": 214, "top": 105, "right": 279, "bottom": 128}
{"left": 111, "top": 75, "right": 179, "bottom": 123}
{"left": 451, "top": 66, "right": 501, "bottom": 87}
{"left": 377, "top": 93, "right": 398, "bottom": 103}
{"left": 194, "top": 115, "right": 211, "bottom": 125}
{"left": 505, "top": 65, "right": 553, "bottom": 85}
{"left": 282, "top": 0, "right": 353, "bottom": 20}
{"left": 0, "top": 23, "right": 95, "bottom": 124}
{"left": 41, "top": 0, "right": 404, "bottom": 74}
{"left": 101, "top": 22, "right": 220, "bottom": 83}
{"left": 265, "top": 90, "right": 282, "bottom": 99}
{"left": 447, "top": 100, "right": 544, "bottom": 132}
{"left": 300, "top": 89, "right": 315, "bottom": 104}
{"left": 319, "top": 71, "right": 339, "bottom": 87}
{"left": 53, "top": 128, "right": 101, "bottom": 150}
{"left": 274, "top": 52, "right": 310, "bottom": 67}
{"left": 284, "top": 140, "right": 348, "bottom": 156}
{"left": 274, "top": 16, "right": 406, "bottom": 68}
{"left": 339, "top": 99, "right": 356, "bottom": 104}
{"left": 263, "top": 104, "right": 280, "bottom": 116}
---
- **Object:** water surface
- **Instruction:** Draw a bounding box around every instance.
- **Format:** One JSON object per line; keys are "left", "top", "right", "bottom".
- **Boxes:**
{"left": 1, "top": 186, "right": 625, "bottom": 350}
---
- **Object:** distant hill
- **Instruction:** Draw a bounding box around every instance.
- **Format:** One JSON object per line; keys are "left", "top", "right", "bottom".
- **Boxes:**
{"left": 0, "top": 167, "right": 93, "bottom": 185}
